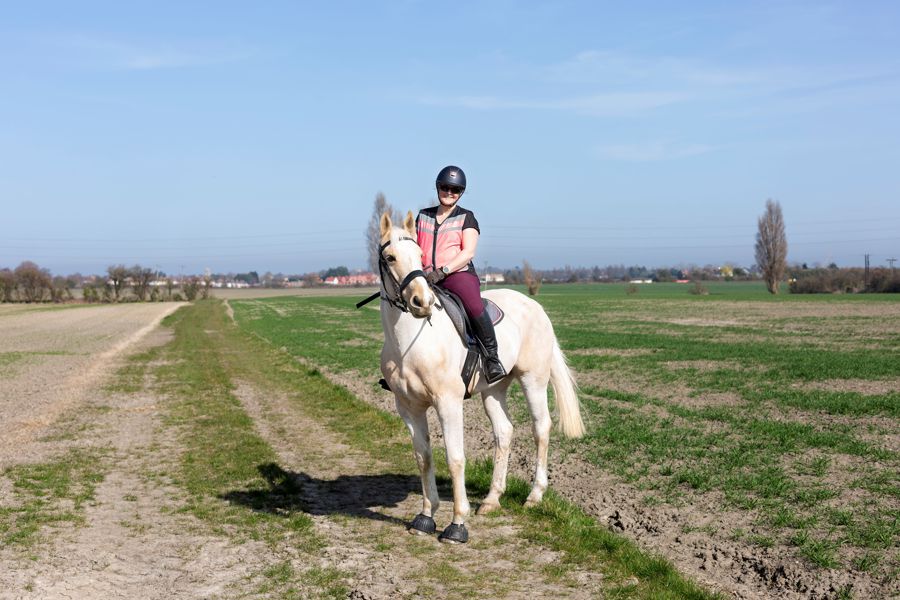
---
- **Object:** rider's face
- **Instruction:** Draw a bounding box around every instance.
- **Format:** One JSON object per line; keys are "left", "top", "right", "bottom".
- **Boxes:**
{"left": 438, "top": 184, "right": 463, "bottom": 206}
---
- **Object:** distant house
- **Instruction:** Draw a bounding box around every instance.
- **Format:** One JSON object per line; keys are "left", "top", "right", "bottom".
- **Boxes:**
{"left": 210, "top": 280, "right": 250, "bottom": 289}
{"left": 483, "top": 273, "right": 505, "bottom": 283}
{"left": 323, "top": 273, "right": 378, "bottom": 286}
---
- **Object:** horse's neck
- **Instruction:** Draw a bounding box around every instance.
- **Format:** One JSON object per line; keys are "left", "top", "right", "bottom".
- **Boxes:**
{"left": 381, "top": 301, "right": 456, "bottom": 355}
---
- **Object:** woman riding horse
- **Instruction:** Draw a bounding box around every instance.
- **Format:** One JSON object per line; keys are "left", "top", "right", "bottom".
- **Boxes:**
{"left": 376, "top": 172, "right": 584, "bottom": 544}
{"left": 417, "top": 165, "right": 506, "bottom": 383}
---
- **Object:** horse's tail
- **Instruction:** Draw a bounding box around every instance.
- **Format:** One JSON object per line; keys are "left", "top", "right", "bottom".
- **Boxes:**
{"left": 550, "top": 338, "right": 585, "bottom": 438}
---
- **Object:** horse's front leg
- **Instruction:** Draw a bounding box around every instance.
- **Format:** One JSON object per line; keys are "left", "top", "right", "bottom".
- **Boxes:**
{"left": 435, "top": 396, "right": 470, "bottom": 543}
{"left": 395, "top": 399, "right": 439, "bottom": 535}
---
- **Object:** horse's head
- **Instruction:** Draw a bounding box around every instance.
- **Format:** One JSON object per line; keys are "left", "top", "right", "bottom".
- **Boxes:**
{"left": 379, "top": 211, "right": 436, "bottom": 318}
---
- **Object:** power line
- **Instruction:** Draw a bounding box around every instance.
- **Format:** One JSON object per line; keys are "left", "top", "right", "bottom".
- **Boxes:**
{"left": 6, "top": 235, "right": 896, "bottom": 263}
{"left": 5, "top": 217, "right": 900, "bottom": 245}
{"left": 3, "top": 225, "right": 899, "bottom": 253}
{"left": 484, "top": 236, "right": 900, "bottom": 251}
{"left": 492, "top": 216, "right": 900, "bottom": 232}
{"left": 0, "top": 228, "right": 363, "bottom": 244}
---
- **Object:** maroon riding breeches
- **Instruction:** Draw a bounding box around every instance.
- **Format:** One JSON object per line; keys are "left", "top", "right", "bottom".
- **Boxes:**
{"left": 439, "top": 272, "right": 484, "bottom": 318}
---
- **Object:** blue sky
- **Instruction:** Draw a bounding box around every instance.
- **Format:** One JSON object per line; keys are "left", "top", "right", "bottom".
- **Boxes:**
{"left": 2, "top": 1, "right": 899, "bottom": 275}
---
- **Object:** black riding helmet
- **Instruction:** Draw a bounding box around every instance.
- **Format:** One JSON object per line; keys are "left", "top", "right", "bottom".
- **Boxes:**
{"left": 435, "top": 165, "right": 466, "bottom": 195}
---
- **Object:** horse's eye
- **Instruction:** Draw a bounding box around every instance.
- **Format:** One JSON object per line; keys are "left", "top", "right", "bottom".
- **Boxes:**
{"left": 385, "top": 255, "right": 396, "bottom": 263}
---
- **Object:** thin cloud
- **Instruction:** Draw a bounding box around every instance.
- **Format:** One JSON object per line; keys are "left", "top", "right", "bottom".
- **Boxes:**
{"left": 28, "top": 33, "right": 255, "bottom": 70}
{"left": 417, "top": 90, "right": 686, "bottom": 116}
{"left": 547, "top": 50, "right": 769, "bottom": 88}
{"left": 594, "top": 141, "right": 714, "bottom": 161}
{"left": 549, "top": 48, "right": 900, "bottom": 101}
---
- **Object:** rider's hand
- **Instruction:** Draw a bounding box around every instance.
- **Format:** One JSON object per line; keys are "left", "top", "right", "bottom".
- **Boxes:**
{"left": 426, "top": 269, "right": 446, "bottom": 285}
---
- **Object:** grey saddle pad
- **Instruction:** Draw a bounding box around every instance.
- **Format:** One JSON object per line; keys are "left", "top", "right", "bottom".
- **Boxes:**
{"left": 434, "top": 287, "right": 504, "bottom": 344}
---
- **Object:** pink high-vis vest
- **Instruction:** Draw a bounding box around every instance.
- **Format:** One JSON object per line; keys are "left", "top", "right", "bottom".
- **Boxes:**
{"left": 416, "top": 205, "right": 481, "bottom": 275}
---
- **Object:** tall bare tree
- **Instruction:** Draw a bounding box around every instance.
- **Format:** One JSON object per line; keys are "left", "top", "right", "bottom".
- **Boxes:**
{"left": 366, "top": 192, "right": 402, "bottom": 273}
{"left": 130, "top": 265, "right": 155, "bottom": 301}
{"left": 755, "top": 199, "right": 788, "bottom": 294}
{"left": 14, "top": 261, "right": 52, "bottom": 303}
{"left": 523, "top": 260, "right": 542, "bottom": 296}
{"left": 0, "top": 268, "right": 15, "bottom": 302}
{"left": 107, "top": 264, "right": 128, "bottom": 301}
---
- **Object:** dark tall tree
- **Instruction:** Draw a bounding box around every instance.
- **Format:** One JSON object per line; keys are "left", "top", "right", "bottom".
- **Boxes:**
{"left": 755, "top": 199, "right": 788, "bottom": 294}
{"left": 322, "top": 266, "right": 349, "bottom": 278}
{"left": 366, "top": 192, "right": 402, "bottom": 273}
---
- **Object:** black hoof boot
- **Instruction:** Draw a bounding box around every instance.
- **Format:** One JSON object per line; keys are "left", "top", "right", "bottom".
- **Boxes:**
{"left": 438, "top": 522, "right": 469, "bottom": 544}
{"left": 408, "top": 513, "right": 436, "bottom": 535}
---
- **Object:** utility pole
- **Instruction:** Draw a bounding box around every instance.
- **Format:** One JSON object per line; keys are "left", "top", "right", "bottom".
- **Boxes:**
{"left": 888, "top": 257, "right": 897, "bottom": 271}
{"left": 864, "top": 254, "right": 870, "bottom": 290}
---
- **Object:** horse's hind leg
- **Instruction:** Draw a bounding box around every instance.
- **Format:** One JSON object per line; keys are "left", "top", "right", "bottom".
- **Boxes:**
{"left": 395, "top": 400, "right": 439, "bottom": 534}
{"left": 520, "top": 373, "right": 552, "bottom": 507}
{"left": 477, "top": 381, "right": 513, "bottom": 515}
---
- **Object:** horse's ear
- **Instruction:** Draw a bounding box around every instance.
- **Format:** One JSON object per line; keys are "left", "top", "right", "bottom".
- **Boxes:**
{"left": 403, "top": 211, "right": 415, "bottom": 236}
{"left": 380, "top": 212, "right": 392, "bottom": 239}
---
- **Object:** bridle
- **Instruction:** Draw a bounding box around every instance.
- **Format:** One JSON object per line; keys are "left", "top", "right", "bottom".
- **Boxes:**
{"left": 376, "top": 236, "right": 427, "bottom": 313}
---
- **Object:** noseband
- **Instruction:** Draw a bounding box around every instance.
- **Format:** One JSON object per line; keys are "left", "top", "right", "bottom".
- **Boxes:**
{"left": 378, "top": 237, "right": 427, "bottom": 313}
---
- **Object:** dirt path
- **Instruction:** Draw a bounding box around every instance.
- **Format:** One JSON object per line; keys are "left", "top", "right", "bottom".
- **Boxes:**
{"left": 0, "top": 308, "right": 273, "bottom": 599}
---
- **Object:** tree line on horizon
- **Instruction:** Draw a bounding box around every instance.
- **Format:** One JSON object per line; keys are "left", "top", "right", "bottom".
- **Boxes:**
{"left": 0, "top": 262, "right": 211, "bottom": 304}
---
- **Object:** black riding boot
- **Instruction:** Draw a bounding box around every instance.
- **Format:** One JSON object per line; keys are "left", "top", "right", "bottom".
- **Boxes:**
{"left": 471, "top": 308, "right": 507, "bottom": 384}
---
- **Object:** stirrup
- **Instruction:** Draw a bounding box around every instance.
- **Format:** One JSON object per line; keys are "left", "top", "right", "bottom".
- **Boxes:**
{"left": 484, "top": 358, "right": 507, "bottom": 384}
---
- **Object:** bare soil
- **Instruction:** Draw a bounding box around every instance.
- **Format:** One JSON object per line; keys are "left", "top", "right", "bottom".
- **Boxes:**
{"left": 0, "top": 303, "right": 185, "bottom": 466}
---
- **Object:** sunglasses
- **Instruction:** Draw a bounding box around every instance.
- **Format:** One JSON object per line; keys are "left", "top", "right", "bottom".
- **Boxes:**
{"left": 438, "top": 184, "right": 464, "bottom": 195}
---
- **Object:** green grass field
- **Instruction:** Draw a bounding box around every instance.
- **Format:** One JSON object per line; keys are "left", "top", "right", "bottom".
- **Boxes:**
{"left": 231, "top": 282, "right": 899, "bottom": 581}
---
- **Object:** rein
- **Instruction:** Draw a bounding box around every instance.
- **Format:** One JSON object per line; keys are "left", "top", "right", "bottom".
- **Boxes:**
{"left": 356, "top": 236, "right": 427, "bottom": 313}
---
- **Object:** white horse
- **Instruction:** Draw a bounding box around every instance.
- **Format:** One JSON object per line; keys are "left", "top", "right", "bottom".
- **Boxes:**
{"left": 377, "top": 211, "right": 584, "bottom": 543}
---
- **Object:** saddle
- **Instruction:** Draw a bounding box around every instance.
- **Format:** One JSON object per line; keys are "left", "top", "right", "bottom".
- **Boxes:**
{"left": 433, "top": 286, "right": 504, "bottom": 344}
{"left": 432, "top": 286, "right": 504, "bottom": 399}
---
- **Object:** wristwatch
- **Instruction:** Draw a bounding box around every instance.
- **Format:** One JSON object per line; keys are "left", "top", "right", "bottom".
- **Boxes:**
{"left": 440, "top": 266, "right": 451, "bottom": 276}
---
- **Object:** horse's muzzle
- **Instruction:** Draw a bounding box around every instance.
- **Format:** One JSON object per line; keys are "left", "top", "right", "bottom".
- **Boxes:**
{"left": 407, "top": 284, "right": 435, "bottom": 318}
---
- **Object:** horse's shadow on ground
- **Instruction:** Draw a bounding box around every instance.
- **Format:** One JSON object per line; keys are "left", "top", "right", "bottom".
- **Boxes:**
{"left": 220, "top": 463, "right": 426, "bottom": 527}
